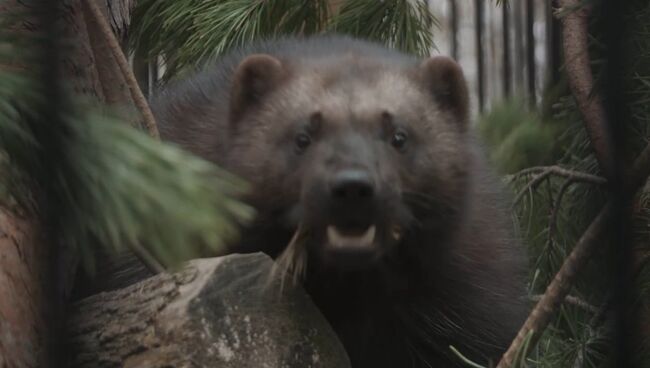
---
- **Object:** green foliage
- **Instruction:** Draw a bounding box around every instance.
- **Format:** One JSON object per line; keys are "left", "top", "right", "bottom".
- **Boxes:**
{"left": 59, "top": 110, "right": 253, "bottom": 271}
{"left": 478, "top": 98, "right": 561, "bottom": 175}
{"left": 501, "top": 1, "right": 650, "bottom": 366}
{"left": 330, "top": 0, "right": 436, "bottom": 56}
{"left": 0, "top": 13, "right": 254, "bottom": 272}
{"left": 525, "top": 307, "right": 610, "bottom": 368}
{"left": 503, "top": 89, "right": 612, "bottom": 368}
{"left": 130, "top": 0, "right": 436, "bottom": 80}
{"left": 130, "top": 0, "right": 330, "bottom": 78}
{"left": 506, "top": 111, "right": 612, "bottom": 368}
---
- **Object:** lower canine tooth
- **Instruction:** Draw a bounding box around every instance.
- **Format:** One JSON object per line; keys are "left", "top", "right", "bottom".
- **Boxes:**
{"left": 360, "top": 225, "right": 376, "bottom": 246}
{"left": 391, "top": 225, "right": 402, "bottom": 241}
{"left": 327, "top": 226, "right": 343, "bottom": 247}
{"left": 327, "top": 225, "right": 376, "bottom": 247}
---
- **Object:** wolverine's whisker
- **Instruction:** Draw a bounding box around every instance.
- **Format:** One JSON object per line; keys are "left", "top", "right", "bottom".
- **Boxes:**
{"left": 270, "top": 223, "right": 308, "bottom": 293}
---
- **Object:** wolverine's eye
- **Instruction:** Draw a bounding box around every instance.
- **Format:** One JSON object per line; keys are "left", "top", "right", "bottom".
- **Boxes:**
{"left": 295, "top": 132, "right": 312, "bottom": 153}
{"left": 391, "top": 130, "right": 408, "bottom": 151}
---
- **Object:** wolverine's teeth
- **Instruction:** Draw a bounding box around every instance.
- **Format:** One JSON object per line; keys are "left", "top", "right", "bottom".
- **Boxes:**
{"left": 391, "top": 226, "right": 402, "bottom": 241}
{"left": 327, "top": 225, "right": 376, "bottom": 248}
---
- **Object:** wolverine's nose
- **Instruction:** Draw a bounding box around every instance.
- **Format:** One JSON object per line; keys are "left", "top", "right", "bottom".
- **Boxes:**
{"left": 330, "top": 170, "right": 375, "bottom": 202}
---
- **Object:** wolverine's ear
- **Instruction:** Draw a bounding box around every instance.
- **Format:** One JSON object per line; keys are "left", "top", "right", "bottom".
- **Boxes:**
{"left": 230, "top": 54, "right": 287, "bottom": 123}
{"left": 418, "top": 56, "right": 469, "bottom": 127}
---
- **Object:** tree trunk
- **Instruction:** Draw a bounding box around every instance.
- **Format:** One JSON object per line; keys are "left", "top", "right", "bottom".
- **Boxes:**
{"left": 502, "top": 2, "right": 511, "bottom": 98}
{"left": 0, "top": 1, "right": 101, "bottom": 366}
{"left": 513, "top": 0, "right": 525, "bottom": 95}
{"left": 546, "top": 0, "right": 562, "bottom": 87}
{"left": 526, "top": 0, "right": 536, "bottom": 108}
{"left": 66, "top": 253, "right": 351, "bottom": 368}
{"left": 474, "top": 0, "right": 485, "bottom": 113}
{"left": 0, "top": 208, "right": 49, "bottom": 368}
{"left": 449, "top": 0, "right": 458, "bottom": 60}
{"left": 0, "top": 1, "right": 135, "bottom": 366}
{"left": 82, "top": 0, "right": 131, "bottom": 108}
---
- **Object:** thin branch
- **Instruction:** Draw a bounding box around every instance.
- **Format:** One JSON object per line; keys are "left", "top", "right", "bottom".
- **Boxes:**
{"left": 529, "top": 294, "right": 598, "bottom": 314}
{"left": 556, "top": 0, "right": 613, "bottom": 176}
{"left": 508, "top": 165, "right": 607, "bottom": 185}
{"left": 512, "top": 172, "right": 551, "bottom": 208}
{"left": 83, "top": 0, "right": 160, "bottom": 139}
{"left": 498, "top": 141, "right": 650, "bottom": 368}
{"left": 511, "top": 166, "right": 606, "bottom": 207}
{"left": 81, "top": 1, "right": 132, "bottom": 108}
{"left": 498, "top": 201, "right": 614, "bottom": 368}
{"left": 547, "top": 178, "right": 574, "bottom": 249}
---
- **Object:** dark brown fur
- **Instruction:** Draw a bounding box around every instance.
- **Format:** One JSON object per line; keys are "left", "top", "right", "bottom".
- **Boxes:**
{"left": 152, "top": 35, "right": 528, "bottom": 367}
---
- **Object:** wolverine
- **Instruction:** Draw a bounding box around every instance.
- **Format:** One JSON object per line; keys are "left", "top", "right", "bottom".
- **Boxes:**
{"left": 151, "top": 35, "right": 529, "bottom": 367}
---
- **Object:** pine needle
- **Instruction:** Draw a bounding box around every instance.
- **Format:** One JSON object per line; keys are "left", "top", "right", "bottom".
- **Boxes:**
{"left": 129, "top": 0, "right": 436, "bottom": 80}
{"left": 271, "top": 224, "right": 309, "bottom": 293}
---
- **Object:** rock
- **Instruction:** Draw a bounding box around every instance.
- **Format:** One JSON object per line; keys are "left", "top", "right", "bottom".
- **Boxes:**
{"left": 66, "top": 252, "right": 351, "bottom": 368}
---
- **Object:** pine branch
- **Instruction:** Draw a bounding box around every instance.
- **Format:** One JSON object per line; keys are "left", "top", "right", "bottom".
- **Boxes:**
{"left": 331, "top": 0, "right": 436, "bottom": 56}
{"left": 498, "top": 201, "right": 613, "bottom": 367}
{"left": 529, "top": 294, "right": 598, "bottom": 314}
{"left": 129, "top": 0, "right": 330, "bottom": 80}
{"left": 510, "top": 166, "right": 606, "bottom": 207}
{"left": 498, "top": 142, "right": 650, "bottom": 368}
{"left": 129, "top": 0, "right": 436, "bottom": 80}
{"left": 546, "top": 178, "right": 573, "bottom": 253}
{"left": 498, "top": 3, "right": 650, "bottom": 365}
{"left": 556, "top": 0, "right": 614, "bottom": 176}
{"left": 509, "top": 165, "right": 607, "bottom": 185}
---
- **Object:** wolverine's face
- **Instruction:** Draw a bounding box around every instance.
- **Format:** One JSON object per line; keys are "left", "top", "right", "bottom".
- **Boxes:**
{"left": 227, "top": 53, "right": 470, "bottom": 270}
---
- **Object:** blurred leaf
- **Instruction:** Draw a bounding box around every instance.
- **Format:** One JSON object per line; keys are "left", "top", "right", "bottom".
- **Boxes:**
{"left": 0, "top": 11, "right": 254, "bottom": 272}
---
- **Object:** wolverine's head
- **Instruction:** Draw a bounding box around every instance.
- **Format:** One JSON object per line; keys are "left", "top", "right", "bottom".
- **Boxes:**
{"left": 225, "top": 49, "right": 471, "bottom": 273}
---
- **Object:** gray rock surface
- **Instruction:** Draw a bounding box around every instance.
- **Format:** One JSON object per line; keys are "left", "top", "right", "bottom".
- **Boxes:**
{"left": 67, "top": 252, "right": 351, "bottom": 368}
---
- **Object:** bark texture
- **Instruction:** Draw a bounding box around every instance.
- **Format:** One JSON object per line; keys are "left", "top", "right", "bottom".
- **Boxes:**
{"left": 0, "top": 208, "right": 48, "bottom": 368}
{"left": 83, "top": 0, "right": 159, "bottom": 137}
{"left": 557, "top": 0, "right": 613, "bottom": 176}
{"left": 474, "top": 0, "right": 485, "bottom": 112}
{"left": 82, "top": 0, "right": 132, "bottom": 108}
{"left": 66, "top": 253, "right": 351, "bottom": 368}
{"left": 0, "top": 2, "right": 139, "bottom": 367}
{"left": 502, "top": 1, "right": 511, "bottom": 97}
{"left": 525, "top": 0, "right": 536, "bottom": 107}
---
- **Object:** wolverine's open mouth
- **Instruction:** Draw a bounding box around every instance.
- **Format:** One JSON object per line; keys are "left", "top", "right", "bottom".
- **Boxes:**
{"left": 326, "top": 225, "right": 376, "bottom": 248}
